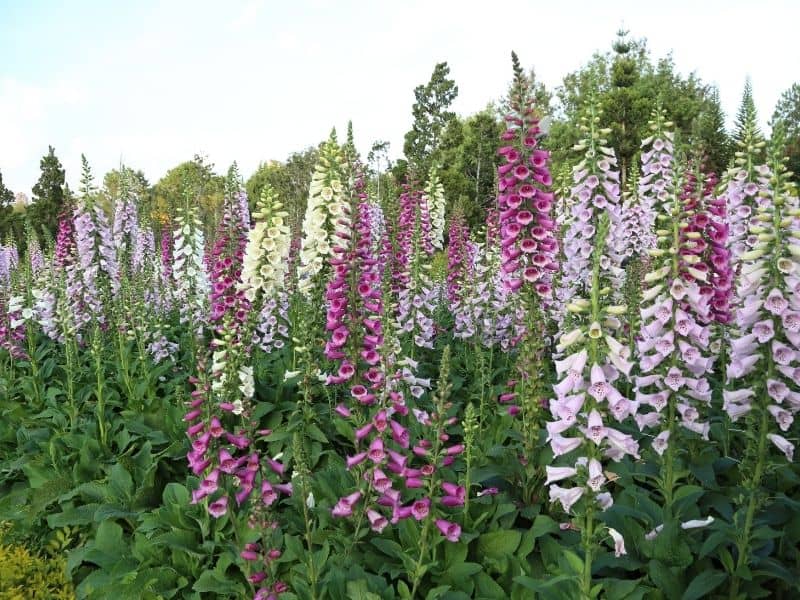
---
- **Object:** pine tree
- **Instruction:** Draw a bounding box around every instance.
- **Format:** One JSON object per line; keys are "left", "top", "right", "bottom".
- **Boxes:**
{"left": 0, "top": 169, "right": 13, "bottom": 206}
{"left": 696, "top": 87, "right": 732, "bottom": 175}
{"left": 403, "top": 62, "right": 459, "bottom": 179}
{"left": 0, "top": 169, "right": 15, "bottom": 242}
{"left": 605, "top": 29, "right": 643, "bottom": 186}
{"left": 30, "top": 145, "right": 67, "bottom": 238}
{"left": 770, "top": 82, "right": 800, "bottom": 181}
{"left": 733, "top": 78, "right": 764, "bottom": 148}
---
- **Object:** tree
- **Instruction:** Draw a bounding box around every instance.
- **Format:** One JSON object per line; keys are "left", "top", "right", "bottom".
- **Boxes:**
{"left": 403, "top": 62, "right": 459, "bottom": 179}
{"left": 366, "top": 140, "right": 392, "bottom": 206}
{"left": 547, "top": 35, "right": 725, "bottom": 175}
{"left": 0, "top": 169, "right": 12, "bottom": 207}
{"left": 501, "top": 52, "right": 552, "bottom": 118}
{"left": 695, "top": 87, "right": 732, "bottom": 175}
{"left": 29, "top": 145, "right": 66, "bottom": 239}
{"left": 153, "top": 154, "right": 224, "bottom": 229}
{"left": 605, "top": 29, "right": 643, "bottom": 185}
{"left": 733, "top": 77, "right": 764, "bottom": 147}
{"left": 0, "top": 169, "right": 15, "bottom": 242}
{"left": 438, "top": 109, "right": 502, "bottom": 227}
{"left": 770, "top": 82, "right": 800, "bottom": 180}
{"left": 246, "top": 146, "right": 319, "bottom": 227}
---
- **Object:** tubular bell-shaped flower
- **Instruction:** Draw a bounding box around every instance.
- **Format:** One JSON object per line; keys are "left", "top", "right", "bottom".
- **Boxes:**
{"left": 635, "top": 126, "right": 715, "bottom": 512}
{"left": 619, "top": 167, "right": 656, "bottom": 257}
{"left": 424, "top": 166, "right": 446, "bottom": 251}
{"left": 394, "top": 182, "right": 440, "bottom": 350}
{"left": 239, "top": 184, "right": 292, "bottom": 303}
{"left": 497, "top": 54, "right": 558, "bottom": 300}
{"left": 546, "top": 95, "right": 635, "bottom": 596}
{"left": 297, "top": 133, "right": 348, "bottom": 298}
{"left": 555, "top": 104, "right": 625, "bottom": 319}
{"left": 723, "top": 102, "right": 767, "bottom": 272}
{"left": 724, "top": 121, "right": 800, "bottom": 594}
{"left": 173, "top": 200, "right": 209, "bottom": 333}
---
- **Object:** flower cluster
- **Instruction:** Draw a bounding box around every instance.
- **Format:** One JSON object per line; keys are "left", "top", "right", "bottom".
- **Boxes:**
{"left": 297, "top": 135, "right": 348, "bottom": 297}
{"left": 496, "top": 61, "right": 557, "bottom": 298}
{"left": 424, "top": 166, "right": 447, "bottom": 250}
{"left": 725, "top": 144, "right": 800, "bottom": 457}
{"left": 547, "top": 100, "right": 636, "bottom": 527}
{"left": 635, "top": 127, "right": 715, "bottom": 455}
{"left": 239, "top": 184, "right": 292, "bottom": 303}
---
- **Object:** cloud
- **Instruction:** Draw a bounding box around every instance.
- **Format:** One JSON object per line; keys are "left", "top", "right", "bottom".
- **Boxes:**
{"left": 0, "top": 78, "right": 86, "bottom": 192}
{"left": 227, "top": 0, "right": 266, "bottom": 32}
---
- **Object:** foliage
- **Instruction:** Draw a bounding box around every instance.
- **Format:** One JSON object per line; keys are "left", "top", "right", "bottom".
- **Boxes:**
{"left": 29, "top": 145, "right": 67, "bottom": 239}
{"left": 0, "top": 525, "right": 75, "bottom": 599}
{"left": 548, "top": 34, "right": 729, "bottom": 177}
{"left": 771, "top": 82, "right": 800, "bottom": 181}
{"left": 403, "top": 62, "right": 459, "bottom": 178}
{"left": 245, "top": 146, "right": 319, "bottom": 229}
{"left": 152, "top": 154, "right": 225, "bottom": 230}
{"left": 1, "top": 42, "right": 799, "bottom": 600}
{"left": 438, "top": 109, "right": 502, "bottom": 228}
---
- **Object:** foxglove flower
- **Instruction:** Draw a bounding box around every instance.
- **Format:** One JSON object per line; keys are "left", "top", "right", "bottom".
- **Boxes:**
{"left": 546, "top": 99, "right": 636, "bottom": 551}
{"left": 726, "top": 130, "right": 800, "bottom": 450}
{"left": 424, "top": 166, "right": 446, "bottom": 250}
{"left": 297, "top": 134, "right": 348, "bottom": 297}
{"left": 497, "top": 57, "right": 558, "bottom": 300}
{"left": 635, "top": 132, "right": 714, "bottom": 459}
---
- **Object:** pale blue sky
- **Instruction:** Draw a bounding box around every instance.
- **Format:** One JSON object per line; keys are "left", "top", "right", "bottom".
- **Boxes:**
{"left": 1, "top": 0, "right": 798, "bottom": 195}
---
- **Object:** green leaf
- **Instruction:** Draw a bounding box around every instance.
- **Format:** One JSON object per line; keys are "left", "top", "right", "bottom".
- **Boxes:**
{"left": 562, "top": 550, "right": 584, "bottom": 576}
{"left": 371, "top": 538, "right": 403, "bottom": 560}
{"left": 604, "top": 578, "right": 645, "bottom": 600}
{"left": 426, "top": 585, "right": 452, "bottom": 600}
{"left": 306, "top": 423, "right": 328, "bottom": 443}
{"left": 698, "top": 530, "right": 727, "bottom": 559}
{"left": 445, "top": 562, "right": 482, "bottom": 579}
{"left": 681, "top": 570, "right": 726, "bottom": 600}
{"left": 532, "top": 514, "right": 558, "bottom": 537}
{"left": 477, "top": 529, "right": 521, "bottom": 560}
{"left": 474, "top": 572, "right": 506, "bottom": 598}
{"left": 346, "top": 580, "right": 382, "bottom": 600}
{"left": 163, "top": 482, "right": 190, "bottom": 506}
{"left": 193, "top": 570, "right": 245, "bottom": 594}
{"left": 47, "top": 503, "right": 100, "bottom": 527}
{"left": 648, "top": 561, "right": 682, "bottom": 600}
{"left": 444, "top": 541, "right": 468, "bottom": 567}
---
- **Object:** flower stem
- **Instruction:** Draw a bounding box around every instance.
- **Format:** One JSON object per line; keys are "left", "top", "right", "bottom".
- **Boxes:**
{"left": 729, "top": 404, "right": 769, "bottom": 599}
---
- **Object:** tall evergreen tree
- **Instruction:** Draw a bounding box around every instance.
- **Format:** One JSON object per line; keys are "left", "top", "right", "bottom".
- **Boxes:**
{"left": 29, "top": 145, "right": 67, "bottom": 239}
{"left": 733, "top": 77, "right": 764, "bottom": 147}
{"left": 0, "top": 169, "right": 15, "bottom": 241}
{"left": 403, "top": 62, "right": 459, "bottom": 179}
{"left": 438, "top": 109, "right": 501, "bottom": 227}
{"left": 770, "top": 82, "right": 800, "bottom": 181}
{"left": 605, "top": 29, "right": 642, "bottom": 185}
{"left": 0, "top": 170, "right": 12, "bottom": 207}
{"left": 548, "top": 34, "right": 727, "bottom": 173}
{"left": 501, "top": 51, "right": 552, "bottom": 118}
{"left": 695, "top": 87, "right": 732, "bottom": 175}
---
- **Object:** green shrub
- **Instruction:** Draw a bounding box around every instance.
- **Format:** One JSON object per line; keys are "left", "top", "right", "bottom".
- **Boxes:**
{"left": 0, "top": 525, "right": 75, "bottom": 600}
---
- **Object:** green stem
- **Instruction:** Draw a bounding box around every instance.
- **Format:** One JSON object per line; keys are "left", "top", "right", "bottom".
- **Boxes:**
{"left": 729, "top": 406, "right": 769, "bottom": 600}
{"left": 581, "top": 506, "right": 595, "bottom": 599}
{"left": 409, "top": 519, "right": 433, "bottom": 599}
{"left": 25, "top": 328, "right": 42, "bottom": 408}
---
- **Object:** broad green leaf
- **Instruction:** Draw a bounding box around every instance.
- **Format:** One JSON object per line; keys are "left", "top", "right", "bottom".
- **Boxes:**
{"left": 681, "top": 570, "right": 726, "bottom": 600}
{"left": 477, "top": 529, "right": 521, "bottom": 560}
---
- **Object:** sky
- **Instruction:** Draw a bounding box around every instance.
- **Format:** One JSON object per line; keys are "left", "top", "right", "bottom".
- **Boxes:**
{"left": 1, "top": 0, "right": 798, "bottom": 196}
